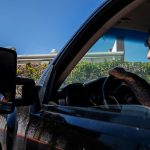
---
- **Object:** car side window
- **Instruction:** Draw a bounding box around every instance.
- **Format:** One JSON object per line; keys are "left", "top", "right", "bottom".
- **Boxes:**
{"left": 62, "top": 28, "right": 149, "bottom": 88}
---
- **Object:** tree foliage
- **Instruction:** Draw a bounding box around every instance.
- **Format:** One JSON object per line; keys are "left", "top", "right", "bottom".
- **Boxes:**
{"left": 17, "top": 63, "right": 47, "bottom": 81}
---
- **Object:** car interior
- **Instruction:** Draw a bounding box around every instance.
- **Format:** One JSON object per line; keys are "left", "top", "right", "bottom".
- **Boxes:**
{"left": 50, "top": 0, "right": 150, "bottom": 108}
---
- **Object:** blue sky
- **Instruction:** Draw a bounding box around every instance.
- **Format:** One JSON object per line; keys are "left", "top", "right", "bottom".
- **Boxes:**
{"left": 0, "top": 0, "right": 105, "bottom": 55}
{"left": 90, "top": 28, "right": 149, "bottom": 62}
{"left": 0, "top": 0, "right": 149, "bottom": 62}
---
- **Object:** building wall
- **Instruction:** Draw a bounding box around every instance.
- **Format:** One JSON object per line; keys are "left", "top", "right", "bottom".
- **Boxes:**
{"left": 17, "top": 52, "right": 124, "bottom": 64}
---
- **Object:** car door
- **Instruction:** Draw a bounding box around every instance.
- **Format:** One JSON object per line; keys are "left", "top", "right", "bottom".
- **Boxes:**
{"left": 25, "top": 105, "right": 150, "bottom": 150}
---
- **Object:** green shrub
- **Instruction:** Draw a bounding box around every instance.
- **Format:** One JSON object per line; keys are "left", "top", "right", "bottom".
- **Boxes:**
{"left": 17, "top": 61, "right": 150, "bottom": 84}
{"left": 64, "top": 61, "right": 150, "bottom": 85}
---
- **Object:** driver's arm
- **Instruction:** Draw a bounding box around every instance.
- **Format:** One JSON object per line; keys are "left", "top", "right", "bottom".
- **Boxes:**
{"left": 109, "top": 67, "right": 150, "bottom": 107}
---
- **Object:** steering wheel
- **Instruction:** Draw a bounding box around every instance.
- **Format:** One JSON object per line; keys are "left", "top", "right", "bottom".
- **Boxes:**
{"left": 102, "top": 75, "right": 139, "bottom": 107}
{"left": 102, "top": 76, "right": 120, "bottom": 106}
{"left": 61, "top": 83, "right": 95, "bottom": 107}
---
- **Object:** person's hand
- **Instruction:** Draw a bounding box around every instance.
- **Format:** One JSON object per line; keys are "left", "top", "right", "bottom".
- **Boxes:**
{"left": 109, "top": 67, "right": 129, "bottom": 80}
{"left": 108, "top": 67, "right": 150, "bottom": 107}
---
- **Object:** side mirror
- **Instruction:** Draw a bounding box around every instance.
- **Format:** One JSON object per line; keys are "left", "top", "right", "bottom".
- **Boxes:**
{"left": 0, "top": 47, "right": 39, "bottom": 113}
{"left": 0, "top": 47, "right": 17, "bottom": 113}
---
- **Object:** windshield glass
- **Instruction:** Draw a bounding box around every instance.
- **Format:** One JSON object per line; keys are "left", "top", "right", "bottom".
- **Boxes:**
{"left": 62, "top": 28, "right": 150, "bottom": 86}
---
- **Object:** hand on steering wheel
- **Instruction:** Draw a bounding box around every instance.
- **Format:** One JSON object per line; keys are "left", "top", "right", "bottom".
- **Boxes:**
{"left": 107, "top": 67, "right": 150, "bottom": 107}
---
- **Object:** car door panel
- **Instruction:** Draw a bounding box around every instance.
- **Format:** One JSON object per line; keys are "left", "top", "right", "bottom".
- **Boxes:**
{"left": 24, "top": 105, "right": 150, "bottom": 150}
